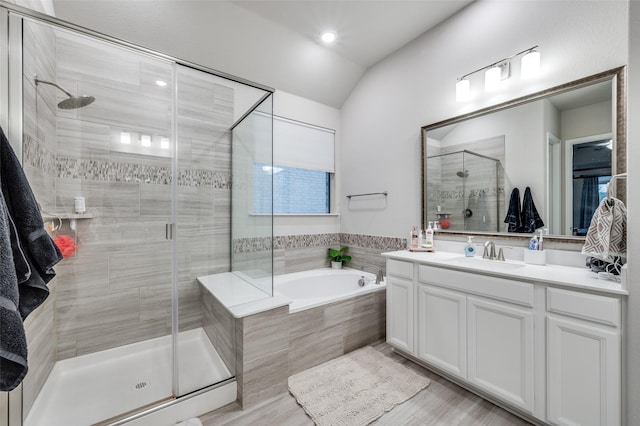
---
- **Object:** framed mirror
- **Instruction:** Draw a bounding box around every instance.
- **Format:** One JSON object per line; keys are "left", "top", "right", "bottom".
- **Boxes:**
{"left": 421, "top": 67, "right": 625, "bottom": 241}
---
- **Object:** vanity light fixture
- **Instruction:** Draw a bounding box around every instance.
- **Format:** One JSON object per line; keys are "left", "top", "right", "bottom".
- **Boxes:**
{"left": 160, "top": 137, "right": 170, "bottom": 150}
{"left": 521, "top": 48, "right": 541, "bottom": 79}
{"left": 456, "top": 45, "right": 540, "bottom": 101}
{"left": 456, "top": 78, "right": 471, "bottom": 102}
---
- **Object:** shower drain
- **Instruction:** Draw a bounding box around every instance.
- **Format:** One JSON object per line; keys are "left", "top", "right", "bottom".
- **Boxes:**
{"left": 133, "top": 381, "right": 148, "bottom": 390}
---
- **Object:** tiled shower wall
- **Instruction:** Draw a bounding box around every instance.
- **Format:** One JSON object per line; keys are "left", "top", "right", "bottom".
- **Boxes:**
{"left": 21, "top": 20, "right": 58, "bottom": 415}
{"left": 233, "top": 232, "right": 406, "bottom": 277}
{"left": 21, "top": 22, "right": 235, "bottom": 365}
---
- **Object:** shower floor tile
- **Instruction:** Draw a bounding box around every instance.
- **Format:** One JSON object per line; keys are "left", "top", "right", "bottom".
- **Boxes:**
{"left": 25, "top": 328, "right": 231, "bottom": 426}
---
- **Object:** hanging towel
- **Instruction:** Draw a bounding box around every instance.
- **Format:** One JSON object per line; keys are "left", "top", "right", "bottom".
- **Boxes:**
{"left": 0, "top": 126, "right": 62, "bottom": 391}
{"left": 521, "top": 186, "right": 545, "bottom": 233}
{"left": 0, "top": 127, "right": 62, "bottom": 320}
{"left": 0, "top": 192, "right": 28, "bottom": 391}
{"left": 503, "top": 187, "right": 522, "bottom": 232}
{"left": 581, "top": 197, "right": 627, "bottom": 262}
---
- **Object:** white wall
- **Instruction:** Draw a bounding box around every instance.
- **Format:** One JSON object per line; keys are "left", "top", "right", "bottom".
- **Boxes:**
{"left": 340, "top": 0, "right": 628, "bottom": 238}
{"left": 272, "top": 89, "right": 341, "bottom": 236}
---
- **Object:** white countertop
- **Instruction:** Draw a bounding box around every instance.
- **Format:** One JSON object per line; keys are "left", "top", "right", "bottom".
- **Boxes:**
{"left": 197, "top": 272, "right": 292, "bottom": 318}
{"left": 382, "top": 250, "right": 627, "bottom": 296}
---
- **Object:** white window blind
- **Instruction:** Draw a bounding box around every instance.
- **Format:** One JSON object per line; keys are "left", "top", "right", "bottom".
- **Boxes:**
{"left": 274, "top": 116, "right": 335, "bottom": 173}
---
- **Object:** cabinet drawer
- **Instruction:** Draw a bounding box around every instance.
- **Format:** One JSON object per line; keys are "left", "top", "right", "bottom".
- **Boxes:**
{"left": 418, "top": 265, "right": 534, "bottom": 307}
{"left": 387, "top": 259, "right": 414, "bottom": 280}
{"left": 547, "top": 287, "right": 620, "bottom": 327}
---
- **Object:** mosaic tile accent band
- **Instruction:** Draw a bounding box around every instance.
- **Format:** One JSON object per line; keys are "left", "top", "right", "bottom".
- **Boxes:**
{"left": 433, "top": 187, "right": 505, "bottom": 200}
{"left": 233, "top": 232, "right": 405, "bottom": 254}
{"left": 23, "top": 133, "right": 57, "bottom": 175}
{"left": 24, "top": 137, "right": 231, "bottom": 188}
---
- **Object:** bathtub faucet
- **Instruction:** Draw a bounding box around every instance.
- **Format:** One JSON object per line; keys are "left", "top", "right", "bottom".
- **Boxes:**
{"left": 362, "top": 264, "right": 384, "bottom": 284}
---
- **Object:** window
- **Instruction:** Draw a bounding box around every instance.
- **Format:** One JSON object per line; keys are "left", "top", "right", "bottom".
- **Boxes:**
{"left": 254, "top": 164, "right": 330, "bottom": 213}
{"left": 254, "top": 116, "right": 335, "bottom": 214}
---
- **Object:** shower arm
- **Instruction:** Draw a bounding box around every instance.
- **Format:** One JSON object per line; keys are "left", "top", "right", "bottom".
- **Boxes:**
{"left": 34, "top": 76, "right": 74, "bottom": 98}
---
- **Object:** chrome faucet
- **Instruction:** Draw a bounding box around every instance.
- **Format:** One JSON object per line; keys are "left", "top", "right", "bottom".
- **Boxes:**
{"left": 362, "top": 264, "right": 384, "bottom": 284}
{"left": 483, "top": 240, "right": 497, "bottom": 260}
{"left": 482, "top": 240, "right": 509, "bottom": 261}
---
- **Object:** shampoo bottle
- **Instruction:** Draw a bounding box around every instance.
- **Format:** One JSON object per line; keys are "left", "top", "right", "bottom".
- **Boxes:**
{"left": 425, "top": 222, "right": 434, "bottom": 248}
{"left": 411, "top": 225, "right": 418, "bottom": 249}
{"left": 418, "top": 229, "right": 424, "bottom": 247}
{"left": 464, "top": 236, "right": 476, "bottom": 257}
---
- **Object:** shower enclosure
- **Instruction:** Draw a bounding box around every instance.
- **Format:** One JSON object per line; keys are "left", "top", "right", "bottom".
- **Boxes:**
{"left": 426, "top": 150, "right": 501, "bottom": 232}
{"left": 1, "top": 4, "right": 273, "bottom": 425}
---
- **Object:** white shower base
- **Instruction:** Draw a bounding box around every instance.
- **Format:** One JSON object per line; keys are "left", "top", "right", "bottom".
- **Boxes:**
{"left": 25, "top": 328, "right": 234, "bottom": 426}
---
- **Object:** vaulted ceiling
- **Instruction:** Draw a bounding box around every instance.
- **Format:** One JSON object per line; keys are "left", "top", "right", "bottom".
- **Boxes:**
{"left": 52, "top": 0, "right": 472, "bottom": 108}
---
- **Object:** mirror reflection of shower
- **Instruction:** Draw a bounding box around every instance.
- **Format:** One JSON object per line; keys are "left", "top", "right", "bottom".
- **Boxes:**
{"left": 34, "top": 75, "right": 95, "bottom": 109}
{"left": 427, "top": 149, "right": 500, "bottom": 232}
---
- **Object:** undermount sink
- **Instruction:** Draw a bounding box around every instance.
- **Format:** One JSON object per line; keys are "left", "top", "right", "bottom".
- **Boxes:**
{"left": 448, "top": 256, "right": 527, "bottom": 271}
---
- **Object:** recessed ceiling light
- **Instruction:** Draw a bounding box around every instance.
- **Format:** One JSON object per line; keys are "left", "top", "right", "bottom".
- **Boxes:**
{"left": 321, "top": 32, "right": 336, "bottom": 44}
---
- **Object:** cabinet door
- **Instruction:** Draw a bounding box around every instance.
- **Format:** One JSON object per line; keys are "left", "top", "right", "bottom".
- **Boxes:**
{"left": 417, "top": 284, "right": 466, "bottom": 378}
{"left": 467, "top": 296, "right": 535, "bottom": 413}
{"left": 547, "top": 316, "right": 620, "bottom": 426}
{"left": 386, "top": 276, "right": 414, "bottom": 353}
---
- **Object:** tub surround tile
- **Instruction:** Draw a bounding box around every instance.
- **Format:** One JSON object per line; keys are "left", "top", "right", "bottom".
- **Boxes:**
{"left": 288, "top": 324, "right": 343, "bottom": 376}
{"left": 286, "top": 290, "right": 387, "bottom": 377}
{"left": 241, "top": 307, "right": 289, "bottom": 362}
{"left": 235, "top": 306, "right": 290, "bottom": 409}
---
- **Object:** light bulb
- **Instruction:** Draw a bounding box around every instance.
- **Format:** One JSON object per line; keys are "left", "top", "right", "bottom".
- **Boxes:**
{"left": 141, "top": 134, "right": 151, "bottom": 147}
{"left": 521, "top": 51, "right": 541, "bottom": 79}
{"left": 456, "top": 79, "right": 470, "bottom": 102}
{"left": 485, "top": 66, "right": 502, "bottom": 91}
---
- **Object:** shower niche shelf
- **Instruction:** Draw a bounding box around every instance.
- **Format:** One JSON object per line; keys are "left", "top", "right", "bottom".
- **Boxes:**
{"left": 42, "top": 213, "right": 94, "bottom": 220}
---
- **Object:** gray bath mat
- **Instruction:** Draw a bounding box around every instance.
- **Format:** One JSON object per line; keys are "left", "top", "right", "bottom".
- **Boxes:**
{"left": 288, "top": 346, "right": 430, "bottom": 426}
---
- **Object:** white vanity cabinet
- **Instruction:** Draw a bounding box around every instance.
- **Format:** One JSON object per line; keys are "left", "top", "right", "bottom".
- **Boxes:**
{"left": 416, "top": 284, "right": 466, "bottom": 378}
{"left": 386, "top": 259, "right": 415, "bottom": 353}
{"left": 417, "top": 264, "right": 535, "bottom": 414}
{"left": 384, "top": 253, "right": 625, "bottom": 426}
{"left": 546, "top": 288, "right": 621, "bottom": 426}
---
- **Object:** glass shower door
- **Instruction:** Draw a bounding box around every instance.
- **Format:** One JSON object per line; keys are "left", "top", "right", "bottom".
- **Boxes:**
{"left": 20, "top": 17, "right": 176, "bottom": 425}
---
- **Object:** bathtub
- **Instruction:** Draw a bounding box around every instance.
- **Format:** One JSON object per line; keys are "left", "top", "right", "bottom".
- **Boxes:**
{"left": 275, "top": 268, "right": 386, "bottom": 313}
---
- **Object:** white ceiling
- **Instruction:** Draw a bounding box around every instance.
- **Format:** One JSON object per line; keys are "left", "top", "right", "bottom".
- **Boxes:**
{"left": 51, "top": 0, "right": 472, "bottom": 108}
{"left": 231, "top": 1, "right": 472, "bottom": 69}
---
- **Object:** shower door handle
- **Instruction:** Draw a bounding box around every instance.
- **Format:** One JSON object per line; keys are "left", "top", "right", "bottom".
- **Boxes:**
{"left": 166, "top": 223, "right": 175, "bottom": 240}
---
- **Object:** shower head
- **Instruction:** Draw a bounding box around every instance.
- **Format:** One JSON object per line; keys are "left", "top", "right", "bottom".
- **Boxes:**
{"left": 456, "top": 170, "right": 469, "bottom": 178}
{"left": 57, "top": 95, "right": 96, "bottom": 110}
{"left": 34, "top": 76, "right": 95, "bottom": 109}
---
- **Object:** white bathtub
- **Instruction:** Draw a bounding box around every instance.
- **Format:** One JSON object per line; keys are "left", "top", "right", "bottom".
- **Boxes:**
{"left": 275, "top": 268, "right": 386, "bottom": 313}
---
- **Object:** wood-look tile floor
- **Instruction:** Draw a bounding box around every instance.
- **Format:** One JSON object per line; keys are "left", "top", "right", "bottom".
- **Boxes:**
{"left": 200, "top": 341, "right": 534, "bottom": 426}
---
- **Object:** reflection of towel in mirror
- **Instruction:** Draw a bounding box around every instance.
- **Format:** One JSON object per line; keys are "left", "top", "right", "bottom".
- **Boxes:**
{"left": 503, "top": 188, "right": 522, "bottom": 232}
{"left": 521, "top": 187, "right": 544, "bottom": 233}
{"left": 581, "top": 197, "right": 627, "bottom": 263}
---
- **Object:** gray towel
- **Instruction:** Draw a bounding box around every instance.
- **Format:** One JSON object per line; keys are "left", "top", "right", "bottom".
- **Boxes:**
{"left": 0, "top": 193, "right": 28, "bottom": 391}
{"left": 0, "top": 127, "right": 62, "bottom": 320}
{"left": 582, "top": 197, "right": 627, "bottom": 262}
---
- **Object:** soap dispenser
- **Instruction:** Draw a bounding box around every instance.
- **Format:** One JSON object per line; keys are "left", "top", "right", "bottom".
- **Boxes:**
{"left": 464, "top": 236, "right": 476, "bottom": 257}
